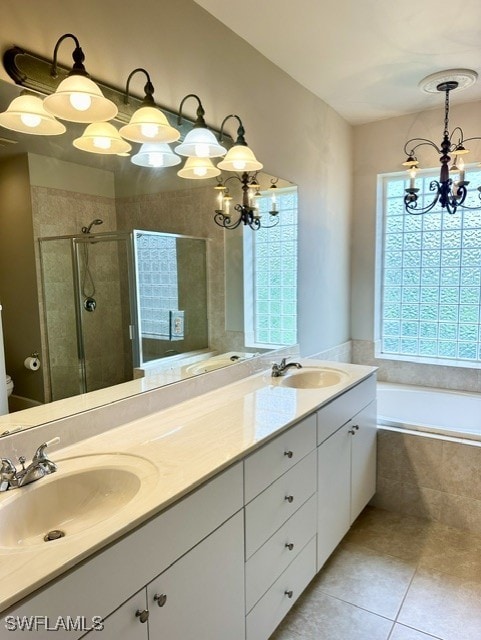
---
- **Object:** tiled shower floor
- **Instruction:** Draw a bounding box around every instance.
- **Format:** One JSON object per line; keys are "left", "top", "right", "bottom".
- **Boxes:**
{"left": 271, "top": 506, "right": 481, "bottom": 640}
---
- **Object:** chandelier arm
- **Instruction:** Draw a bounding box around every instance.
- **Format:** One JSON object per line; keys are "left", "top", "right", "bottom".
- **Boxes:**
{"left": 458, "top": 135, "right": 481, "bottom": 145}
{"left": 404, "top": 182, "right": 441, "bottom": 215}
{"left": 449, "top": 126, "right": 465, "bottom": 146}
{"left": 403, "top": 138, "right": 442, "bottom": 156}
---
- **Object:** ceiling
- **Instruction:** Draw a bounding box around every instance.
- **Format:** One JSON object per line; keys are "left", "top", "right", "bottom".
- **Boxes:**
{"left": 193, "top": 0, "right": 481, "bottom": 125}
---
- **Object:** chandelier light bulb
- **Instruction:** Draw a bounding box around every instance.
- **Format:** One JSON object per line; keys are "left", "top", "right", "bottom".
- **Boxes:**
{"left": 194, "top": 143, "right": 210, "bottom": 157}
{"left": 194, "top": 166, "right": 208, "bottom": 177}
{"left": 233, "top": 160, "right": 246, "bottom": 171}
{"left": 148, "top": 152, "right": 164, "bottom": 167}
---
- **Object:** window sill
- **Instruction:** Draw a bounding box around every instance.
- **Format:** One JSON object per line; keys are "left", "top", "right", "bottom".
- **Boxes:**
{"left": 374, "top": 350, "right": 481, "bottom": 370}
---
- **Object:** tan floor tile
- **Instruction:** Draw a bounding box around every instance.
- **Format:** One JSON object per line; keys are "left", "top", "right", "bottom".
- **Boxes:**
{"left": 271, "top": 592, "right": 393, "bottom": 640}
{"left": 315, "top": 541, "right": 415, "bottom": 619}
{"left": 398, "top": 567, "right": 481, "bottom": 640}
{"left": 419, "top": 524, "right": 481, "bottom": 582}
{"left": 389, "top": 623, "right": 443, "bottom": 640}
{"left": 345, "top": 506, "right": 433, "bottom": 561}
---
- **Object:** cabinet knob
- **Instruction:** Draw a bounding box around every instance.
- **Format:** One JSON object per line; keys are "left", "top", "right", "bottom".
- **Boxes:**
{"left": 136, "top": 609, "right": 149, "bottom": 623}
{"left": 284, "top": 450, "right": 294, "bottom": 459}
{"left": 154, "top": 593, "right": 168, "bottom": 608}
{"left": 285, "top": 542, "right": 294, "bottom": 551}
{"left": 284, "top": 590, "right": 293, "bottom": 599}
{"left": 284, "top": 495, "right": 294, "bottom": 503}
{"left": 348, "top": 424, "right": 359, "bottom": 435}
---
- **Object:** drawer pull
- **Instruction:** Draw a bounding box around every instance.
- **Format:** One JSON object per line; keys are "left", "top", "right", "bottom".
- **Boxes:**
{"left": 136, "top": 609, "right": 149, "bottom": 623}
{"left": 284, "top": 450, "right": 294, "bottom": 459}
{"left": 285, "top": 542, "right": 294, "bottom": 551}
{"left": 154, "top": 593, "right": 168, "bottom": 607}
{"left": 284, "top": 590, "right": 294, "bottom": 599}
{"left": 285, "top": 495, "right": 294, "bottom": 503}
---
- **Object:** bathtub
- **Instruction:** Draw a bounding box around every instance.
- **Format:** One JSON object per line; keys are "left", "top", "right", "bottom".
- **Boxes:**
{"left": 377, "top": 382, "right": 481, "bottom": 442}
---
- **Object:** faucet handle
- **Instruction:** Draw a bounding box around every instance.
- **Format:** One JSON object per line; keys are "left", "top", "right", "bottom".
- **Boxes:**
{"left": 1, "top": 458, "right": 17, "bottom": 475}
{"left": 33, "top": 437, "right": 60, "bottom": 461}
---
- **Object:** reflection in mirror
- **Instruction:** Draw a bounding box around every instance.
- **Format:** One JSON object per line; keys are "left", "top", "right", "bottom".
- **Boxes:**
{"left": 0, "top": 78, "right": 298, "bottom": 433}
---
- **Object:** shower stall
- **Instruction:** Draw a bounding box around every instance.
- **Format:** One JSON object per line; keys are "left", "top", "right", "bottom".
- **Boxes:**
{"left": 38, "top": 230, "right": 139, "bottom": 402}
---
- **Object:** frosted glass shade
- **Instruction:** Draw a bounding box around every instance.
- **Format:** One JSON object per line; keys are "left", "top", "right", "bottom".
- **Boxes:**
{"left": 131, "top": 143, "right": 181, "bottom": 168}
{"left": 73, "top": 122, "right": 131, "bottom": 155}
{"left": 177, "top": 156, "right": 220, "bottom": 179}
{"left": 217, "top": 144, "right": 263, "bottom": 172}
{"left": 0, "top": 95, "right": 66, "bottom": 135}
{"left": 119, "top": 107, "right": 180, "bottom": 144}
{"left": 43, "top": 75, "right": 118, "bottom": 123}
{"left": 175, "top": 127, "right": 226, "bottom": 158}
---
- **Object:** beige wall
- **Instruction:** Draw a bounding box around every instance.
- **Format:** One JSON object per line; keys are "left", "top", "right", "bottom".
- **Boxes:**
{"left": 351, "top": 99, "right": 481, "bottom": 389}
{"left": 0, "top": 0, "right": 354, "bottom": 358}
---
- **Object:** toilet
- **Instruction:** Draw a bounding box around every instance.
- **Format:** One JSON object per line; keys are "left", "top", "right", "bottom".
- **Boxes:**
{"left": 6, "top": 375, "right": 13, "bottom": 397}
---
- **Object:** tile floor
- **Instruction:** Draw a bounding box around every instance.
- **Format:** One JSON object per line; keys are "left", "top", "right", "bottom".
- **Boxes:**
{"left": 271, "top": 506, "right": 481, "bottom": 640}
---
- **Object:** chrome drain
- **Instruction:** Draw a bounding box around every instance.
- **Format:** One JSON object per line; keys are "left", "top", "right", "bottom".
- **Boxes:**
{"left": 44, "top": 529, "right": 65, "bottom": 542}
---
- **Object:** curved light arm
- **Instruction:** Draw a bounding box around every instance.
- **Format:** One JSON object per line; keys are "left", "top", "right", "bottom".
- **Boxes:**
{"left": 403, "top": 138, "right": 441, "bottom": 156}
{"left": 124, "top": 68, "right": 155, "bottom": 106}
{"left": 177, "top": 94, "right": 206, "bottom": 128}
{"left": 50, "top": 33, "right": 87, "bottom": 79}
{"left": 219, "top": 114, "right": 247, "bottom": 145}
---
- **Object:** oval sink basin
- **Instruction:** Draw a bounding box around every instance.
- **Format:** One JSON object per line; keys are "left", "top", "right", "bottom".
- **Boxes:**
{"left": 185, "top": 359, "right": 233, "bottom": 375}
{"left": 276, "top": 367, "right": 350, "bottom": 389}
{"left": 0, "top": 453, "right": 157, "bottom": 549}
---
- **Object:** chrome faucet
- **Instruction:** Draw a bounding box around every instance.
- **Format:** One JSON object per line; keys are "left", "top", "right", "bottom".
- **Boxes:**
{"left": 0, "top": 437, "right": 60, "bottom": 491}
{"left": 271, "top": 358, "right": 302, "bottom": 377}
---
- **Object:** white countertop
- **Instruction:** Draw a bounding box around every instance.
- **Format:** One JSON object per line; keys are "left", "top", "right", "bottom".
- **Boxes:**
{"left": 0, "top": 360, "right": 375, "bottom": 613}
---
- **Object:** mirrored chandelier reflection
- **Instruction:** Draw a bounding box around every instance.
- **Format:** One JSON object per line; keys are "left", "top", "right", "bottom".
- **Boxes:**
{"left": 402, "top": 69, "right": 481, "bottom": 215}
{"left": 214, "top": 173, "right": 280, "bottom": 230}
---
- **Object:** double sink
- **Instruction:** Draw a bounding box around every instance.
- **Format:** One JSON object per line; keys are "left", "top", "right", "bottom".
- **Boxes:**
{"left": 0, "top": 362, "right": 350, "bottom": 551}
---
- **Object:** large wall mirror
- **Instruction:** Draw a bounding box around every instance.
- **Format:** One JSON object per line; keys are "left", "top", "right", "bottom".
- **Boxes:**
{"left": 0, "top": 78, "right": 298, "bottom": 435}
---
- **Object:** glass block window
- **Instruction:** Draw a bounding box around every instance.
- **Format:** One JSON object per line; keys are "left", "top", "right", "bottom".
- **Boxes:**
{"left": 379, "top": 167, "right": 481, "bottom": 363}
{"left": 244, "top": 187, "right": 298, "bottom": 347}
{"left": 134, "top": 231, "right": 179, "bottom": 339}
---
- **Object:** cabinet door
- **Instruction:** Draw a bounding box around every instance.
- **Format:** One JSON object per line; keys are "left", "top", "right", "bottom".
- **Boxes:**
{"left": 350, "top": 400, "right": 377, "bottom": 523}
{"left": 317, "top": 425, "right": 351, "bottom": 571}
{"left": 146, "top": 511, "right": 245, "bottom": 640}
{"left": 90, "top": 590, "right": 149, "bottom": 640}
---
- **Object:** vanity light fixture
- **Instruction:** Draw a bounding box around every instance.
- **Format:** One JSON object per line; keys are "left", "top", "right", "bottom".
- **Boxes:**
{"left": 131, "top": 142, "right": 181, "bottom": 168}
{"left": 177, "top": 156, "right": 220, "bottom": 179}
{"left": 403, "top": 69, "right": 481, "bottom": 215}
{"left": 73, "top": 122, "right": 131, "bottom": 155}
{"left": 43, "top": 34, "right": 118, "bottom": 123}
{"left": 214, "top": 115, "right": 277, "bottom": 230}
{"left": 0, "top": 93, "right": 66, "bottom": 135}
{"left": 175, "top": 94, "right": 226, "bottom": 158}
{"left": 119, "top": 68, "right": 180, "bottom": 144}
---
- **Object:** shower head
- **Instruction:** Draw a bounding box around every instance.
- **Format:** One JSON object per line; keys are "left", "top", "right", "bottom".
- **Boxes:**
{"left": 81, "top": 219, "right": 104, "bottom": 234}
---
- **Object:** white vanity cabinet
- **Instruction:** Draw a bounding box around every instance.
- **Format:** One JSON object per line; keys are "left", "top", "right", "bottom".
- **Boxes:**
{"left": 96, "top": 511, "right": 244, "bottom": 640}
{"left": 317, "top": 376, "right": 376, "bottom": 570}
{"left": 243, "top": 413, "right": 318, "bottom": 640}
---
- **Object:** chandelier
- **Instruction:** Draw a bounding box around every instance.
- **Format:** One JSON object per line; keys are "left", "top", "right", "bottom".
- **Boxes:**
{"left": 403, "top": 69, "right": 481, "bottom": 215}
{"left": 214, "top": 172, "right": 279, "bottom": 230}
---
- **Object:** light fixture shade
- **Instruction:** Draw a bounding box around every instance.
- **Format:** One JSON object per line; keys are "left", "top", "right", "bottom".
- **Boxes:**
{"left": 175, "top": 128, "right": 226, "bottom": 158}
{"left": 0, "top": 95, "right": 66, "bottom": 135}
{"left": 217, "top": 144, "right": 263, "bottom": 172}
{"left": 177, "top": 156, "right": 221, "bottom": 179}
{"left": 43, "top": 75, "right": 118, "bottom": 123}
{"left": 131, "top": 142, "right": 181, "bottom": 168}
{"left": 73, "top": 122, "right": 131, "bottom": 155}
{"left": 119, "top": 107, "right": 180, "bottom": 143}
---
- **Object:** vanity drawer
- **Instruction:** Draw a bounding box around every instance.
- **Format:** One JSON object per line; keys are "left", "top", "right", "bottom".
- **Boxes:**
{"left": 244, "top": 413, "right": 316, "bottom": 503}
{"left": 245, "top": 450, "right": 317, "bottom": 559}
{"left": 246, "top": 536, "right": 316, "bottom": 640}
{"left": 245, "top": 494, "right": 317, "bottom": 612}
{"left": 317, "top": 375, "right": 376, "bottom": 444}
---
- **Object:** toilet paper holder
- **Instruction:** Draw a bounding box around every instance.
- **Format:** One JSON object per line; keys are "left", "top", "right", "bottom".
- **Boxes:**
{"left": 24, "top": 351, "right": 41, "bottom": 371}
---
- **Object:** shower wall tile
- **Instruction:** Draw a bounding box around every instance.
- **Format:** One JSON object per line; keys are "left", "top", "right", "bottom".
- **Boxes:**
{"left": 373, "top": 428, "right": 481, "bottom": 534}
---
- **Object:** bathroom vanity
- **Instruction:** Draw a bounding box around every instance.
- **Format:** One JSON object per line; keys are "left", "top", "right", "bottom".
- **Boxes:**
{"left": 0, "top": 360, "right": 376, "bottom": 639}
